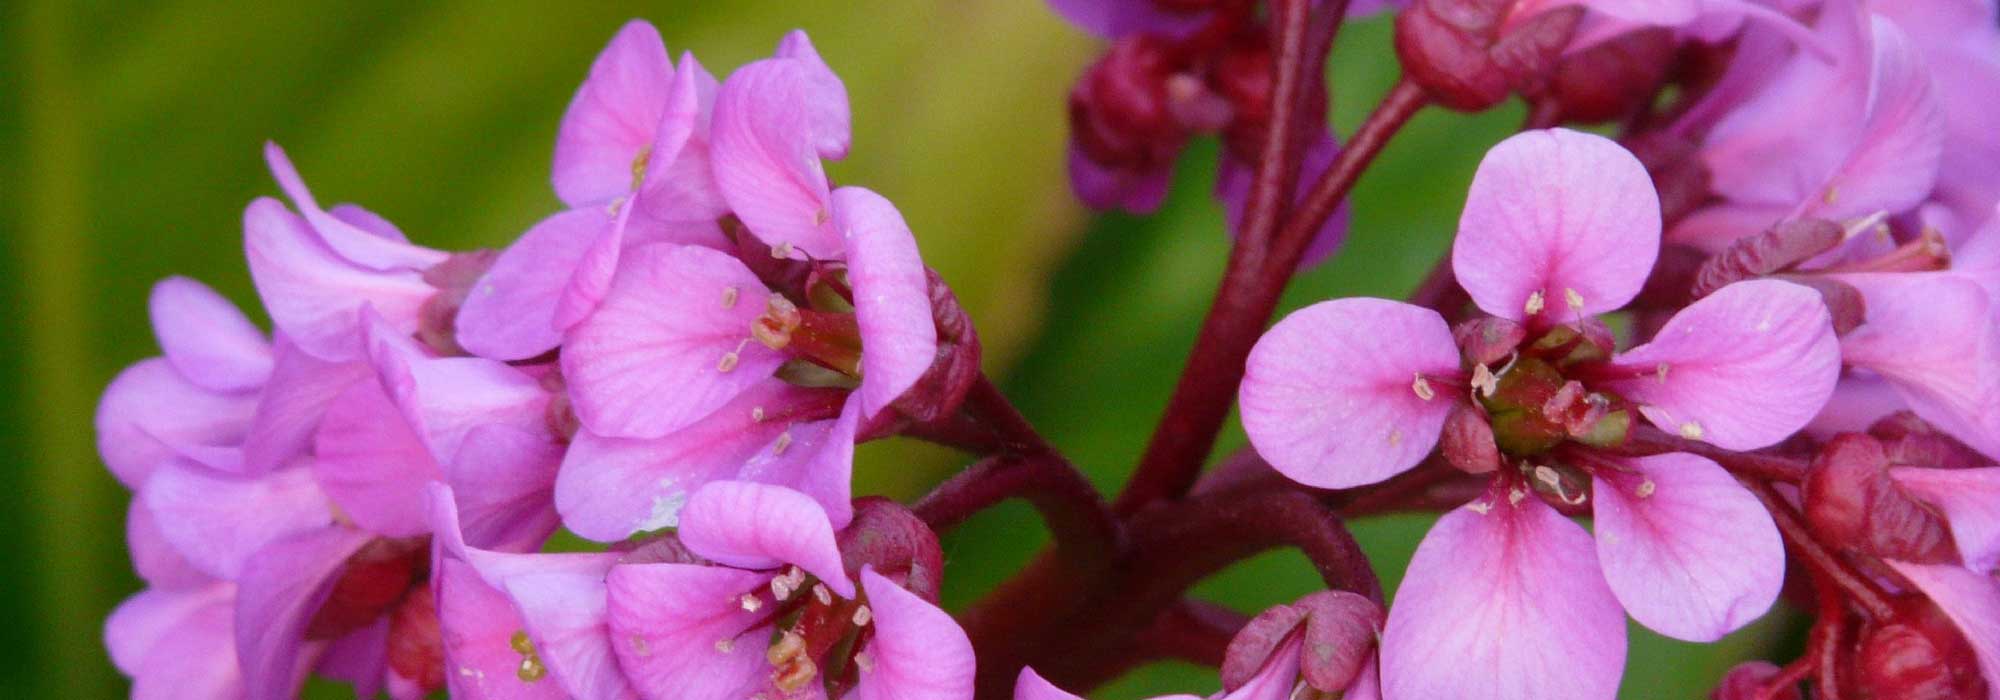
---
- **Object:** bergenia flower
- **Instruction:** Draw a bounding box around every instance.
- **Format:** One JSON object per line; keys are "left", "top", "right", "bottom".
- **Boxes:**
{"left": 1241, "top": 128, "right": 1839, "bottom": 697}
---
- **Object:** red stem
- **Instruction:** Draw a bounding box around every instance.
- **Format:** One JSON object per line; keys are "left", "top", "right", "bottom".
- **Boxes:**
{"left": 912, "top": 452, "right": 1120, "bottom": 569}
{"left": 1116, "top": 74, "right": 1427, "bottom": 516}
{"left": 1618, "top": 428, "right": 1812, "bottom": 483}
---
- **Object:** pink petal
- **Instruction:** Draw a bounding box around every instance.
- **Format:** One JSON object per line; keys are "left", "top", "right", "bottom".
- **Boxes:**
{"left": 1240, "top": 298, "right": 1461, "bottom": 488}
{"left": 243, "top": 197, "right": 432, "bottom": 362}
{"left": 316, "top": 619, "right": 389, "bottom": 697}
{"left": 148, "top": 276, "right": 272, "bottom": 393}
{"left": 773, "top": 30, "right": 851, "bottom": 160}
{"left": 1012, "top": 668, "right": 1084, "bottom": 700}
{"left": 327, "top": 203, "right": 405, "bottom": 241}
{"left": 677, "top": 481, "right": 853, "bottom": 597}
{"left": 1380, "top": 494, "right": 1626, "bottom": 700}
{"left": 834, "top": 186, "right": 937, "bottom": 418}
{"left": 314, "top": 379, "right": 441, "bottom": 537}
{"left": 444, "top": 423, "right": 564, "bottom": 553}
{"left": 364, "top": 313, "right": 549, "bottom": 463}
{"left": 1452, "top": 128, "right": 1661, "bottom": 322}
{"left": 1700, "top": 1, "right": 1867, "bottom": 209}
{"left": 1067, "top": 141, "right": 1172, "bottom": 214}
{"left": 1591, "top": 453, "right": 1785, "bottom": 642}
{"left": 554, "top": 382, "right": 846, "bottom": 542}
{"left": 501, "top": 572, "right": 640, "bottom": 700}
{"left": 95, "top": 358, "right": 256, "bottom": 487}
{"left": 604, "top": 563, "right": 771, "bottom": 700}
{"left": 426, "top": 484, "right": 619, "bottom": 588}
{"left": 561, "top": 244, "right": 786, "bottom": 439}
{"left": 263, "top": 143, "right": 447, "bottom": 271}
{"left": 126, "top": 499, "right": 208, "bottom": 589}
{"left": 1339, "top": 659, "right": 1382, "bottom": 700}
{"left": 709, "top": 59, "right": 839, "bottom": 258}
{"left": 119, "top": 586, "right": 243, "bottom": 700}
{"left": 553, "top": 20, "right": 674, "bottom": 208}
{"left": 1796, "top": 15, "right": 1945, "bottom": 223}
{"left": 738, "top": 392, "right": 860, "bottom": 529}
{"left": 551, "top": 184, "right": 637, "bottom": 333}
{"left": 1665, "top": 203, "right": 1788, "bottom": 255}
{"left": 1891, "top": 466, "right": 2000, "bottom": 572}
{"left": 1884, "top": 562, "right": 2000, "bottom": 700}
{"left": 1606, "top": 279, "right": 1840, "bottom": 451}
{"left": 142, "top": 458, "right": 332, "bottom": 579}
{"left": 854, "top": 567, "right": 976, "bottom": 700}
{"left": 1838, "top": 272, "right": 2000, "bottom": 459}
{"left": 105, "top": 583, "right": 233, "bottom": 676}
{"left": 1216, "top": 134, "right": 1350, "bottom": 268}
{"left": 235, "top": 526, "right": 374, "bottom": 700}
{"left": 241, "top": 336, "right": 371, "bottom": 475}
{"left": 434, "top": 558, "right": 567, "bottom": 700}
{"left": 456, "top": 208, "right": 612, "bottom": 361}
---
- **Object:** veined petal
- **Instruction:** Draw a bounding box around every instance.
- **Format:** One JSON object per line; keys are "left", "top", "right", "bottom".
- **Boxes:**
{"left": 604, "top": 563, "right": 770, "bottom": 700}
{"left": 242, "top": 336, "right": 371, "bottom": 475}
{"left": 314, "top": 379, "right": 441, "bottom": 537}
{"left": 1838, "top": 272, "right": 2000, "bottom": 459}
{"left": 143, "top": 459, "right": 332, "bottom": 579}
{"left": 444, "top": 424, "right": 564, "bottom": 553}
{"left": 677, "top": 481, "right": 852, "bottom": 597}
{"left": 1240, "top": 298, "right": 1461, "bottom": 488}
{"left": 126, "top": 499, "right": 208, "bottom": 589}
{"left": 553, "top": 382, "right": 846, "bottom": 542}
{"left": 1012, "top": 668, "right": 1082, "bottom": 700}
{"left": 122, "top": 586, "right": 243, "bottom": 700}
{"left": 1453, "top": 128, "right": 1661, "bottom": 322}
{"left": 835, "top": 186, "right": 937, "bottom": 419}
{"left": 773, "top": 31, "right": 851, "bottom": 160}
{"left": 456, "top": 208, "right": 612, "bottom": 361}
{"left": 263, "top": 143, "right": 447, "bottom": 271}
{"left": 1797, "top": 15, "right": 1945, "bottom": 223}
{"left": 1891, "top": 466, "right": 2000, "bottom": 573}
{"left": 710, "top": 58, "right": 839, "bottom": 258}
{"left": 434, "top": 558, "right": 566, "bottom": 700}
{"left": 426, "top": 484, "right": 619, "bottom": 589}
{"left": 553, "top": 20, "right": 674, "bottom": 208}
{"left": 1884, "top": 562, "right": 2000, "bottom": 700}
{"left": 1608, "top": 279, "right": 1840, "bottom": 450}
{"left": 315, "top": 619, "right": 388, "bottom": 698}
{"left": 1380, "top": 494, "right": 1626, "bottom": 700}
{"left": 96, "top": 358, "right": 256, "bottom": 487}
{"left": 561, "top": 244, "right": 786, "bottom": 439}
{"left": 738, "top": 393, "right": 859, "bottom": 529}
{"left": 363, "top": 310, "right": 549, "bottom": 464}
{"left": 235, "top": 526, "right": 373, "bottom": 700}
{"left": 149, "top": 276, "right": 272, "bottom": 393}
{"left": 551, "top": 191, "right": 635, "bottom": 333}
{"left": 854, "top": 567, "right": 976, "bottom": 700}
{"left": 1592, "top": 453, "right": 1785, "bottom": 642}
{"left": 1218, "top": 637, "right": 1303, "bottom": 700}
{"left": 502, "top": 572, "right": 639, "bottom": 700}
{"left": 244, "top": 197, "right": 432, "bottom": 362}
{"left": 328, "top": 203, "right": 404, "bottom": 241}
{"left": 105, "top": 583, "right": 233, "bottom": 676}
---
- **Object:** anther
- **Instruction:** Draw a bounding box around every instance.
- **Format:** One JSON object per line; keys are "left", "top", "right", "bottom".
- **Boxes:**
{"left": 812, "top": 583, "right": 833, "bottom": 605}
{"left": 740, "top": 593, "right": 763, "bottom": 612}
{"left": 1679, "top": 421, "right": 1703, "bottom": 439}
{"left": 1471, "top": 363, "right": 1499, "bottom": 397}
{"left": 751, "top": 406, "right": 767, "bottom": 422}
{"left": 774, "top": 658, "right": 818, "bottom": 693}
{"left": 718, "top": 351, "right": 740, "bottom": 373}
{"left": 1412, "top": 373, "right": 1436, "bottom": 401}
{"left": 768, "top": 631, "right": 807, "bottom": 666}
{"left": 853, "top": 652, "right": 875, "bottom": 673}
{"left": 772, "top": 430, "right": 793, "bottom": 456}
{"left": 721, "top": 286, "right": 739, "bottom": 309}
{"left": 1525, "top": 291, "right": 1546, "bottom": 316}
{"left": 852, "top": 605, "right": 872, "bottom": 627}
{"left": 1564, "top": 288, "right": 1584, "bottom": 311}
{"left": 1468, "top": 499, "right": 1493, "bottom": 515}
{"left": 715, "top": 638, "right": 736, "bottom": 654}
{"left": 1508, "top": 487, "right": 1527, "bottom": 505}
{"left": 630, "top": 636, "right": 651, "bottom": 657}
{"left": 1823, "top": 186, "right": 1839, "bottom": 205}
{"left": 772, "top": 242, "right": 795, "bottom": 259}
{"left": 753, "top": 297, "right": 801, "bottom": 350}
{"left": 1636, "top": 479, "right": 1656, "bottom": 499}
{"left": 630, "top": 145, "right": 653, "bottom": 191}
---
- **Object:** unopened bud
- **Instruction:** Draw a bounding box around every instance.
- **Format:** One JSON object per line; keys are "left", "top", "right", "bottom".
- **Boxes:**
{"left": 1851, "top": 597, "right": 1990, "bottom": 700}
{"left": 1395, "top": 0, "right": 1582, "bottom": 111}
{"left": 1221, "top": 591, "right": 1383, "bottom": 693}
{"left": 1803, "top": 434, "right": 1959, "bottom": 565}
{"left": 1870, "top": 412, "right": 1990, "bottom": 470}
{"left": 1691, "top": 219, "right": 1844, "bottom": 298}
{"left": 1541, "top": 28, "right": 1676, "bottom": 123}
{"left": 1070, "top": 35, "right": 1192, "bottom": 173}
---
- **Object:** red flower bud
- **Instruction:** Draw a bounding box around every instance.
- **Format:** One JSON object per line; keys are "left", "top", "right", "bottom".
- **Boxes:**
{"left": 1803, "top": 434, "right": 1960, "bottom": 565}
{"left": 1543, "top": 28, "right": 1678, "bottom": 123}
{"left": 1442, "top": 404, "right": 1503, "bottom": 475}
{"left": 1851, "top": 596, "right": 1990, "bottom": 700}
{"left": 1691, "top": 219, "right": 1845, "bottom": 298}
{"left": 1221, "top": 591, "right": 1383, "bottom": 693}
{"left": 1070, "top": 35, "right": 1195, "bottom": 172}
{"left": 1871, "top": 412, "right": 1991, "bottom": 470}
{"left": 1395, "top": 0, "right": 1582, "bottom": 111}
{"left": 1453, "top": 316, "right": 1526, "bottom": 367}
{"left": 837, "top": 497, "right": 946, "bottom": 602}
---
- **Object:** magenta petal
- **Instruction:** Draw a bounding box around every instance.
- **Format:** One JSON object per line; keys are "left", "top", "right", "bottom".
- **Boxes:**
{"left": 314, "top": 379, "right": 441, "bottom": 537}
{"left": 1838, "top": 272, "right": 2000, "bottom": 460}
{"left": 235, "top": 526, "right": 373, "bottom": 700}
{"left": 1591, "top": 453, "right": 1785, "bottom": 642}
{"left": 562, "top": 244, "right": 785, "bottom": 439}
{"left": 241, "top": 336, "right": 371, "bottom": 475}
{"left": 1798, "top": 15, "right": 1945, "bottom": 223}
{"left": 834, "top": 186, "right": 937, "bottom": 418}
{"left": 143, "top": 459, "right": 332, "bottom": 579}
{"left": 435, "top": 558, "right": 566, "bottom": 700}
{"left": 1240, "top": 298, "right": 1461, "bottom": 488}
{"left": 426, "top": 484, "right": 619, "bottom": 586}
{"left": 120, "top": 586, "right": 243, "bottom": 700}
{"left": 457, "top": 208, "right": 611, "bottom": 361}
{"left": 126, "top": 499, "right": 208, "bottom": 589}
{"left": 243, "top": 197, "right": 432, "bottom": 362}
{"left": 739, "top": 393, "right": 859, "bottom": 529}
{"left": 709, "top": 59, "right": 839, "bottom": 258}
{"left": 263, "top": 143, "right": 447, "bottom": 272}
{"left": 773, "top": 31, "right": 852, "bottom": 160}
{"left": 605, "top": 563, "right": 771, "bottom": 700}
{"left": 1452, "top": 128, "right": 1661, "bottom": 322}
{"left": 96, "top": 358, "right": 256, "bottom": 487}
{"left": 1884, "top": 562, "right": 2000, "bottom": 700}
{"left": 1067, "top": 141, "right": 1172, "bottom": 214}
{"left": 501, "top": 572, "right": 640, "bottom": 700}
{"left": 1891, "top": 466, "right": 2000, "bottom": 573}
{"left": 1607, "top": 279, "right": 1840, "bottom": 451}
{"left": 553, "top": 20, "right": 673, "bottom": 208}
{"left": 1380, "top": 495, "right": 1626, "bottom": 700}
{"left": 316, "top": 619, "right": 388, "bottom": 698}
{"left": 853, "top": 567, "right": 975, "bottom": 700}
{"left": 678, "top": 481, "right": 853, "bottom": 597}
{"left": 105, "top": 583, "right": 233, "bottom": 675}
{"left": 1012, "top": 668, "right": 1083, "bottom": 700}
{"left": 1218, "top": 638, "right": 1303, "bottom": 700}
{"left": 148, "top": 276, "right": 272, "bottom": 393}
{"left": 554, "top": 382, "right": 845, "bottom": 542}
{"left": 444, "top": 423, "right": 564, "bottom": 553}
{"left": 328, "top": 203, "right": 405, "bottom": 241}
{"left": 363, "top": 315, "right": 549, "bottom": 463}
{"left": 552, "top": 195, "right": 635, "bottom": 333}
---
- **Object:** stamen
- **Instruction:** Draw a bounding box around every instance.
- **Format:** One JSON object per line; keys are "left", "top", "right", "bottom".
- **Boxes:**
{"left": 1467, "top": 498, "right": 1493, "bottom": 515}
{"left": 1636, "top": 479, "right": 1656, "bottom": 499}
{"left": 773, "top": 658, "right": 818, "bottom": 692}
{"left": 1411, "top": 373, "right": 1436, "bottom": 401}
{"left": 852, "top": 605, "right": 873, "bottom": 627}
{"left": 772, "top": 430, "right": 793, "bottom": 456}
{"left": 1679, "top": 421, "right": 1704, "bottom": 440}
{"left": 1471, "top": 363, "right": 1499, "bottom": 397}
{"left": 812, "top": 583, "right": 833, "bottom": 605}
{"left": 630, "top": 145, "right": 653, "bottom": 191}
{"left": 510, "top": 631, "right": 547, "bottom": 682}
{"left": 740, "top": 593, "right": 764, "bottom": 612}
{"left": 771, "top": 577, "right": 795, "bottom": 602}
{"left": 1508, "top": 487, "right": 1527, "bottom": 505}
{"left": 629, "top": 636, "right": 652, "bottom": 657}
{"left": 753, "top": 297, "right": 801, "bottom": 350}
{"left": 853, "top": 652, "right": 875, "bottom": 673}
{"left": 1564, "top": 288, "right": 1584, "bottom": 311}
{"left": 718, "top": 351, "right": 740, "bottom": 373}
{"left": 1387, "top": 428, "right": 1403, "bottom": 447}
{"left": 768, "top": 631, "right": 807, "bottom": 666}
{"left": 716, "top": 638, "right": 736, "bottom": 654}
{"left": 772, "top": 242, "right": 795, "bottom": 259}
{"left": 1822, "top": 186, "right": 1839, "bottom": 205}
{"left": 751, "top": 406, "right": 767, "bottom": 422}
{"left": 1525, "top": 290, "right": 1546, "bottom": 316}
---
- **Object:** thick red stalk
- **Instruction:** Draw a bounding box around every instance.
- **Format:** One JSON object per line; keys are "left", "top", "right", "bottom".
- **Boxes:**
{"left": 912, "top": 452, "right": 1120, "bottom": 570}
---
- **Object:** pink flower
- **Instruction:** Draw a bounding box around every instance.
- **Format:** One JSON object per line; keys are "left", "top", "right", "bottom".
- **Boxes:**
{"left": 1240, "top": 129, "right": 1835, "bottom": 697}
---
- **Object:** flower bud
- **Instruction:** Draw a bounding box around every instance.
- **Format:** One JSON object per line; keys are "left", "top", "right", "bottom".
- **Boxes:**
{"left": 887, "top": 270, "right": 983, "bottom": 426}
{"left": 1851, "top": 596, "right": 1990, "bottom": 700}
{"left": 1803, "top": 434, "right": 1960, "bottom": 565}
{"left": 1442, "top": 404, "right": 1503, "bottom": 475}
{"left": 837, "top": 497, "right": 946, "bottom": 601}
{"left": 1541, "top": 28, "right": 1677, "bottom": 123}
{"left": 1710, "top": 660, "right": 1799, "bottom": 700}
{"left": 1070, "top": 35, "right": 1194, "bottom": 173}
{"left": 1221, "top": 591, "right": 1383, "bottom": 693}
{"left": 1394, "top": 0, "right": 1582, "bottom": 111}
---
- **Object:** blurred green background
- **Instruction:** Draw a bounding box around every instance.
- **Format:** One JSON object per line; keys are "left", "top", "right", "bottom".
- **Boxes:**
{"left": 2, "top": 1, "right": 1797, "bottom": 697}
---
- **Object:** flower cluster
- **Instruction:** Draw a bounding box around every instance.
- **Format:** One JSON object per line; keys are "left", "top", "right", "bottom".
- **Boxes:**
{"left": 97, "top": 1, "right": 2000, "bottom": 699}
{"left": 100, "top": 21, "right": 976, "bottom": 700}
